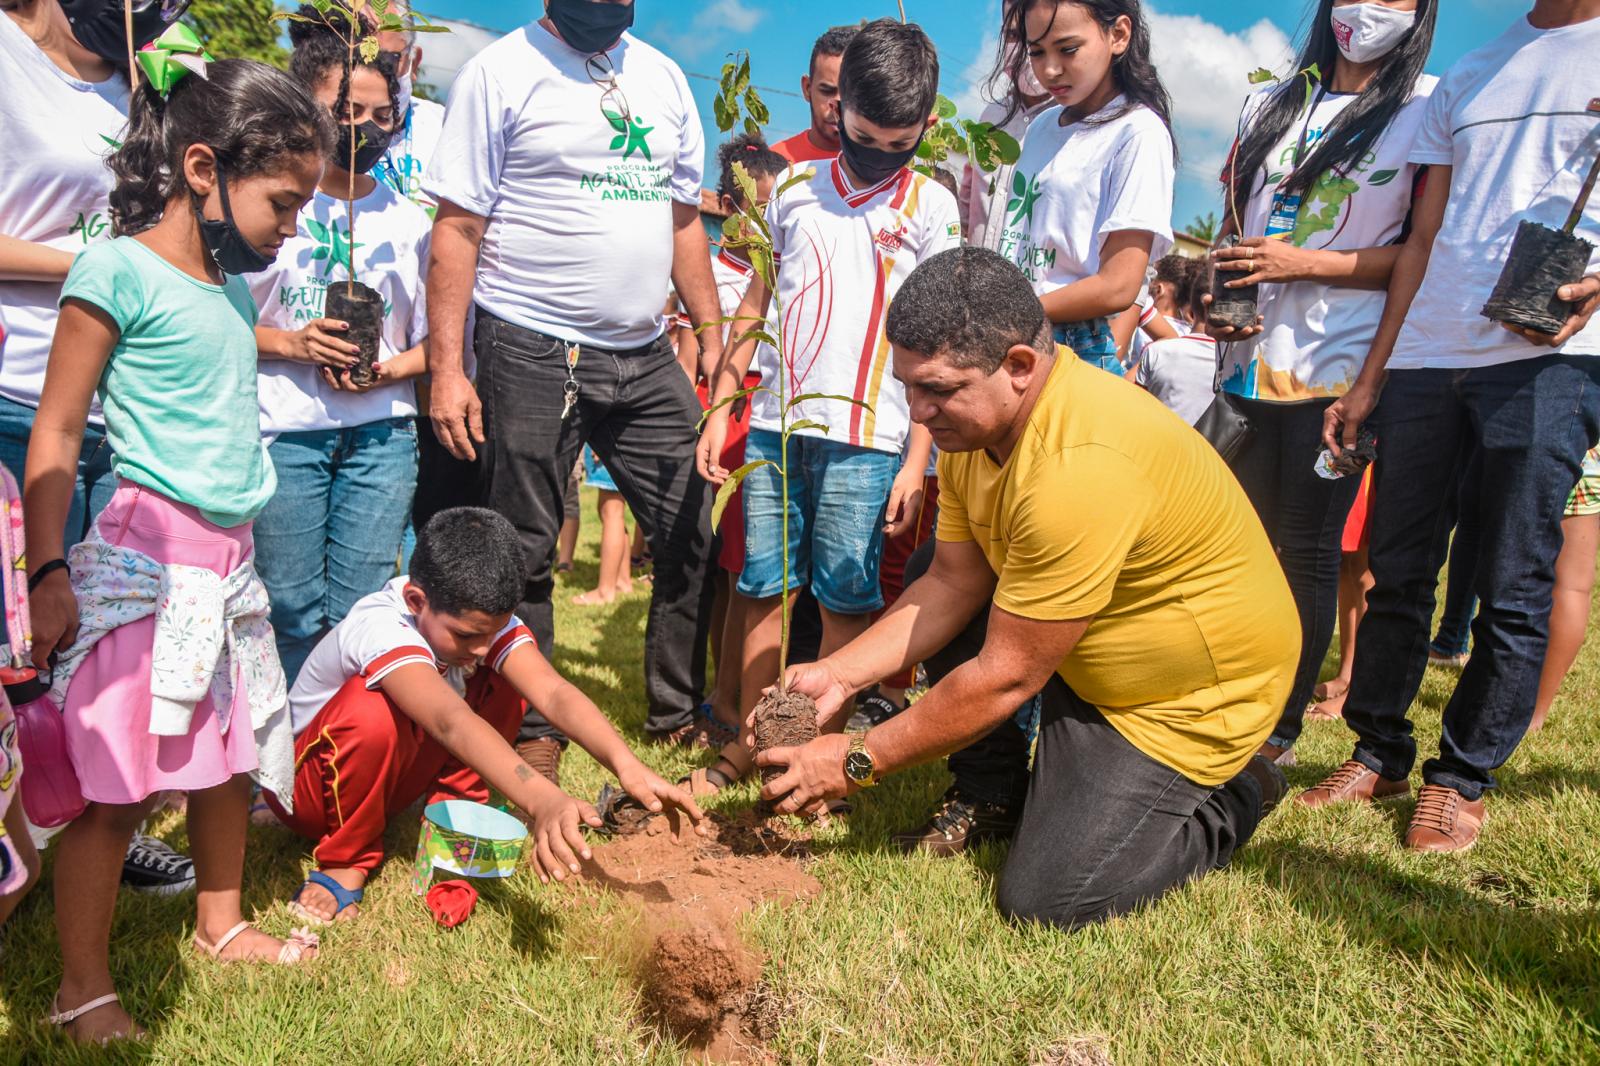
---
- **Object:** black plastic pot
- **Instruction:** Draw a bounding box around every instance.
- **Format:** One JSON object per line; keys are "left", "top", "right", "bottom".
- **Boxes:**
{"left": 1208, "top": 234, "right": 1259, "bottom": 330}
{"left": 1481, "top": 220, "right": 1595, "bottom": 335}
{"left": 325, "top": 280, "right": 384, "bottom": 386}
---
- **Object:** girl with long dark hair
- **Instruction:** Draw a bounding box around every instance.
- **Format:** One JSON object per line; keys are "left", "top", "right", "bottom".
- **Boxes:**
{"left": 26, "top": 56, "right": 331, "bottom": 1042}
{"left": 997, "top": 0, "right": 1177, "bottom": 374}
{"left": 1212, "top": 0, "right": 1438, "bottom": 764}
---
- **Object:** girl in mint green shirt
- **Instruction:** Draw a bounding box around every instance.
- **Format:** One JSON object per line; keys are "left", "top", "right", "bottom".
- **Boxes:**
{"left": 23, "top": 58, "right": 334, "bottom": 1044}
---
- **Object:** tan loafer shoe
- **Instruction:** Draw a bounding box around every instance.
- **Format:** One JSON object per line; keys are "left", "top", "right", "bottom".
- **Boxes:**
{"left": 1404, "top": 784, "right": 1485, "bottom": 853}
{"left": 1296, "top": 760, "right": 1410, "bottom": 809}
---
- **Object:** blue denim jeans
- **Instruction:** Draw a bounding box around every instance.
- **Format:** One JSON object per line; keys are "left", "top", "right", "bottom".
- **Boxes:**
{"left": 0, "top": 393, "right": 116, "bottom": 552}
{"left": 738, "top": 429, "right": 899, "bottom": 615}
{"left": 1345, "top": 356, "right": 1600, "bottom": 799}
{"left": 1431, "top": 447, "right": 1483, "bottom": 658}
{"left": 253, "top": 418, "right": 418, "bottom": 685}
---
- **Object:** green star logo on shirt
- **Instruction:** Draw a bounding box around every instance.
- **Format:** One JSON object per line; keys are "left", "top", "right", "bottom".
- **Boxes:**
{"left": 605, "top": 109, "right": 654, "bottom": 162}
{"left": 1007, "top": 171, "right": 1042, "bottom": 227}
{"left": 305, "top": 218, "right": 363, "bottom": 274}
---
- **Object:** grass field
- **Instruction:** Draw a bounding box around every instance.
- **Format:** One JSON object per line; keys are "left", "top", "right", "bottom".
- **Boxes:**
{"left": 2, "top": 490, "right": 1598, "bottom": 1065}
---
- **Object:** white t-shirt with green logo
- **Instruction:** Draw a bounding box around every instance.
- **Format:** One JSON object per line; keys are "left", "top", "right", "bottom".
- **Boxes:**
{"left": 249, "top": 183, "right": 430, "bottom": 434}
{"left": 374, "top": 98, "right": 444, "bottom": 215}
{"left": 1221, "top": 77, "right": 1435, "bottom": 402}
{"left": 999, "top": 98, "right": 1174, "bottom": 302}
{"left": 425, "top": 24, "right": 704, "bottom": 350}
{"left": 0, "top": 11, "right": 129, "bottom": 411}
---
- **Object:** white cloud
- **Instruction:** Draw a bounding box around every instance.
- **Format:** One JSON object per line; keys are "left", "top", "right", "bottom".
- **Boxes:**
{"left": 949, "top": 0, "right": 1003, "bottom": 119}
{"left": 657, "top": 0, "right": 765, "bottom": 60}
{"left": 1146, "top": 8, "right": 1295, "bottom": 182}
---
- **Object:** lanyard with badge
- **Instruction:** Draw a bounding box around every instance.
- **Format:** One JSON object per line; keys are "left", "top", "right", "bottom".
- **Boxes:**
{"left": 1265, "top": 87, "right": 1328, "bottom": 238}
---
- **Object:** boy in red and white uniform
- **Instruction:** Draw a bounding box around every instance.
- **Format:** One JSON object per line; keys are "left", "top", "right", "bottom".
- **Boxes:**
{"left": 268, "top": 508, "right": 703, "bottom": 921}
{"left": 697, "top": 20, "right": 961, "bottom": 779}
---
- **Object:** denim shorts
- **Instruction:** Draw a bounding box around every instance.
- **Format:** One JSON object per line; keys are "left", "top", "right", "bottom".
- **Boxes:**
{"left": 738, "top": 429, "right": 898, "bottom": 614}
{"left": 1055, "top": 318, "right": 1123, "bottom": 374}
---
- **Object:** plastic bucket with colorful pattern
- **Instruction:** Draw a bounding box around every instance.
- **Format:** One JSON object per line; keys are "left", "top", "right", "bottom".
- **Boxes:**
{"left": 412, "top": 799, "right": 527, "bottom": 893}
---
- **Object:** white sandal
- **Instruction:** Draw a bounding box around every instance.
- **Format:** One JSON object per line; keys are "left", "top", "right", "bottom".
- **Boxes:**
{"left": 46, "top": 992, "right": 123, "bottom": 1027}
{"left": 193, "top": 920, "right": 319, "bottom": 965}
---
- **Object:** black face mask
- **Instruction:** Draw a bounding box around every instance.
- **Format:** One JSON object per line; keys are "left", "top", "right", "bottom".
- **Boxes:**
{"left": 60, "top": 0, "right": 189, "bottom": 65}
{"left": 335, "top": 120, "right": 394, "bottom": 175}
{"left": 195, "top": 165, "right": 274, "bottom": 276}
{"left": 838, "top": 121, "right": 922, "bottom": 188}
{"left": 547, "top": 0, "right": 635, "bottom": 56}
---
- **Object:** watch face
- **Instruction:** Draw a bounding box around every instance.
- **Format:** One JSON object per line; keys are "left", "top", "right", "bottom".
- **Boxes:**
{"left": 844, "top": 749, "right": 874, "bottom": 782}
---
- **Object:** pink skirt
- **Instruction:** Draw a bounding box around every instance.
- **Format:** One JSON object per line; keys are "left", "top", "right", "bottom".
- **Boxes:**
{"left": 64, "top": 482, "right": 259, "bottom": 806}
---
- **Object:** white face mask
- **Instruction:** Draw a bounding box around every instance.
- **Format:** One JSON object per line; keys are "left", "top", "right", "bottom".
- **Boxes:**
{"left": 1330, "top": 3, "right": 1416, "bottom": 64}
{"left": 395, "top": 66, "right": 414, "bottom": 121}
{"left": 1007, "top": 43, "right": 1047, "bottom": 100}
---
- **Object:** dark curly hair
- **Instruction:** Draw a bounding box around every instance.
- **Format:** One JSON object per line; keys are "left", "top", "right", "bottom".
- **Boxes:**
{"left": 715, "top": 133, "right": 788, "bottom": 207}
{"left": 410, "top": 508, "right": 527, "bottom": 617}
{"left": 287, "top": 3, "right": 402, "bottom": 136}
{"left": 109, "top": 58, "right": 334, "bottom": 237}
{"left": 886, "top": 247, "right": 1051, "bottom": 372}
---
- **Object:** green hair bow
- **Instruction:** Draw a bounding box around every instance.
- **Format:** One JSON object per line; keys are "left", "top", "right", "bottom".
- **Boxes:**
{"left": 136, "top": 23, "right": 213, "bottom": 97}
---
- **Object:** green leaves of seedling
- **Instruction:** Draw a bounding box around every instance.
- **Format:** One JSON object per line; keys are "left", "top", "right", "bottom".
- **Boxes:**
{"left": 912, "top": 96, "right": 1021, "bottom": 179}
{"left": 712, "top": 460, "right": 774, "bottom": 532}
{"left": 715, "top": 51, "right": 767, "bottom": 136}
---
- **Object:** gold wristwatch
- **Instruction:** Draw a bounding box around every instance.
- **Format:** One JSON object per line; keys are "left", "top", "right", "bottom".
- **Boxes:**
{"left": 843, "top": 732, "right": 879, "bottom": 788}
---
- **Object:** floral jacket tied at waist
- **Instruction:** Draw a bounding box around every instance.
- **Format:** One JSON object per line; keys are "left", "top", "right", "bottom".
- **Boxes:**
{"left": 46, "top": 529, "right": 295, "bottom": 808}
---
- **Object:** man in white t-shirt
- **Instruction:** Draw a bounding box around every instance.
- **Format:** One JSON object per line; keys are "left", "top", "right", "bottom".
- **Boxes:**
{"left": 1313, "top": 5, "right": 1600, "bottom": 854}
{"left": 424, "top": 0, "right": 725, "bottom": 775}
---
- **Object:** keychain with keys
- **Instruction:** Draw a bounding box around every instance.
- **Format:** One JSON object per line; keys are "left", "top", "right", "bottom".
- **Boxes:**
{"left": 560, "top": 342, "right": 581, "bottom": 421}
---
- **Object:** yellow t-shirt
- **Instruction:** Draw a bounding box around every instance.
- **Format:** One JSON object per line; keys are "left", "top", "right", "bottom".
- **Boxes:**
{"left": 936, "top": 351, "right": 1299, "bottom": 786}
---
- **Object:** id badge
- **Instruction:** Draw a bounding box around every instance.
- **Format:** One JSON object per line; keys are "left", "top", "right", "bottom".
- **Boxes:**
{"left": 1265, "top": 191, "right": 1301, "bottom": 238}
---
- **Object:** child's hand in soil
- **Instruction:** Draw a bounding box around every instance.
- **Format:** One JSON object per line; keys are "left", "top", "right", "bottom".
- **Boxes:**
{"left": 615, "top": 763, "right": 708, "bottom": 841}
{"left": 757, "top": 733, "right": 853, "bottom": 817}
{"left": 287, "top": 318, "right": 361, "bottom": 369}
{"left": 758, "top": 660, "right": 857, "bottom": 737}
{"left": 523, "top": 790, "right": 603, "bottom": 885}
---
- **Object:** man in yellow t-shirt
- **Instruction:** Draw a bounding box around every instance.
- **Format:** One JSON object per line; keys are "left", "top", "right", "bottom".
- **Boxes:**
{"left": 756, "top": 248, "right": 1300, "bottom": 930}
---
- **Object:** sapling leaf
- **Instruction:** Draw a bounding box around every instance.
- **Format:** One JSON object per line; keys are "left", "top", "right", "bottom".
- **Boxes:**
{"left": 747, "top": 246, "right": 775, "bottom": 290}
{"left": 732, "top": 161, "right": 758, "bottom": 217}
{"left": 915, "top": 140, "right": 937, "bottom": 161}
{"left": 734, "top": 55, "right": 751, "bottom": 98}
{"left": 745, "top": 117, "right": 762, "bottom": 138}
{"left": 312, "top": 0, "right": 331, "bottom": 13}
{"left": 697, "top": 385, "right": 772, "bottom": 428}
{"left": 712, "top": 461, "right": 774, "bottom": 531}
{"left": 992, "top": 128, "right": 1021, "bottom": 165}
{"left": 359, "top": 35, "right": 380, "bottom": 62}
{"left": 745, "top": 87, "right": 770, "bottom": 126}
{"left": 732, "top": 325, "right": 779, "bottom": 350}
{"left": 775, "top": 167, "right": 816, "bottom": 197}
{"left": 934, "top": 94, "right": 957, "bottom": 120}
{"left": 789, "top": 392, "right": 873, "bottom": 413}
{"left": 411, "top": 24, "right": 450, "bottom": 33}
{"left": 720, "top": 215, "right": 745, "bottom": 240}
{"left": 783, "top": 419, "right": 830, "bottom": 439}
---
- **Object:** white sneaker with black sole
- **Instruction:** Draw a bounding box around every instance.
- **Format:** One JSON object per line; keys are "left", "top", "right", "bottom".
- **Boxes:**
{"left": 122, "top": 833, "right": 195, "bottom": 895}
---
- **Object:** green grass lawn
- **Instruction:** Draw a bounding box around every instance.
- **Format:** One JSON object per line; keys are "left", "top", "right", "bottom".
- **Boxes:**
{"left": 3, "top": 491, "right": 1598, "bottom": 1064}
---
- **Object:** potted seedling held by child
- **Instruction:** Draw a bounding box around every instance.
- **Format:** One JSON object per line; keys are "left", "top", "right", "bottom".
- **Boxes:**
{"left": 1210, "top": 63, "right": 1322, "bottom": 329}
{"left": 275, "top": 0, "right": 446, "bottom": 384}
{"left": 1481, "top": 101, "right": 1600, "bottom": 335}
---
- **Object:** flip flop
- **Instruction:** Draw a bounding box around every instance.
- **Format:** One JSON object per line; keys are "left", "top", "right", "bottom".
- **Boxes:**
{"left": 289, "top": 870, "right": 364, "bottom": 925}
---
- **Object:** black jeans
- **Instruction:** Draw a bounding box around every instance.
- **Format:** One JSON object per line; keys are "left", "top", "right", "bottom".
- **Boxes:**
{"left": 413, "top": 416, "right": 483, "bottom": 530}
{"left": 905, "top": 540, "right": 1035, "bottom": 810}
{"left": 475, "top": 312, "right": 715, "bottom": 740}
{"left": 1346, "top": 356, "right": 1600, "bottom": 799}
{"left": 1228, "top": 397, "right": 1363, "bottom": 748}
{"left": 908, "top": 542, "right": 1266, "bottom": 929}
{"left": 1431, "top": 447, "right": 1483, "bottom": 657}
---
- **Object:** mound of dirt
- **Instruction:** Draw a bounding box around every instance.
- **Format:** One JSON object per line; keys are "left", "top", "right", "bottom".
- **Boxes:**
{"left": 752, "top": 690, "right": 819, "bottom": 786}
{"left": 580, "top": 812, "right": 818, "bottom": 1062}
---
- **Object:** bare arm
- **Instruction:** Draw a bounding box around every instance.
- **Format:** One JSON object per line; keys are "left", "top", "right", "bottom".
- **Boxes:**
{"left": 24, "top": 299, "right": 117, "bottom": 667}
{"left": 0, "top": 235, "right": 76, "bottom": 283}
{"left": 1322, "top": 165, "right": 1452, "bottom": 455}
{"left": 671, "top": 201, "right": 724, "bottom": 383}
{"left": 425, "top": 201, "right": 487, "bottom": 459}
{"left": 1038, "top": 230, "right": 1156, "bottom": 325}
{"left": 1215, "top": 239, "right": 1403, "bottom": 292}
{"left": 695, "top": 273, "right": 774, "bottom": 483}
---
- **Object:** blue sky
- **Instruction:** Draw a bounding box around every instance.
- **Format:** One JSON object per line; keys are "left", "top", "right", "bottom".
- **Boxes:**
{"left": 431, "top": 0, "right": 1535, "bottom": 228}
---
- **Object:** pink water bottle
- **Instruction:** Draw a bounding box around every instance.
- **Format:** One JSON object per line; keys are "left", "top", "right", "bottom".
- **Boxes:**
{"left": 4, "top": 665, "right": 85, "bottom": 828}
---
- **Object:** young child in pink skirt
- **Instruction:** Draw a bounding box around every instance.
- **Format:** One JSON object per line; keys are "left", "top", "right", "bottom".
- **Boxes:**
{"left": 23, "top": 58, "right": 335, "bottom": 1044}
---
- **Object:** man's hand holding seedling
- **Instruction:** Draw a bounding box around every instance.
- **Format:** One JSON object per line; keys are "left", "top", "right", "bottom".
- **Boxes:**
{"left": 1501, "top": 274, "right": 1600, "bottom": 348}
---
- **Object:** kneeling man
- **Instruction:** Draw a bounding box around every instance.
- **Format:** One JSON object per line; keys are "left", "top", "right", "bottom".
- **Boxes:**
{"left": 760, "top": 248, "right": 1300, "bottom": 930}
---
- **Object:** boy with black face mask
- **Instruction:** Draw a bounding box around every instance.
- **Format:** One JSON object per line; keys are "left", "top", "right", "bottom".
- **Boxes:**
{"left": 691, "top": 19, "right": 961, "bottom": 795}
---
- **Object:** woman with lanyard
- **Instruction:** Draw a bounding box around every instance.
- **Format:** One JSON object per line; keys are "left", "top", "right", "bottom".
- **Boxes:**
{"left": 1208, "top": 0, "right": 1438, "bottom": 766}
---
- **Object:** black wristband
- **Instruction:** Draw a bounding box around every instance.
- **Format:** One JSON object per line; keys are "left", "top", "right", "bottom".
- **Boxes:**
{"left": 28, "top": 558, "right": 68, "bottom": 592}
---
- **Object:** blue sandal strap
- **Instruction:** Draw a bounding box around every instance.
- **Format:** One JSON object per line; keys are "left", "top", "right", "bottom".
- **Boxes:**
{"left": 296, "top": 870, "right": 364, "bottom": 914}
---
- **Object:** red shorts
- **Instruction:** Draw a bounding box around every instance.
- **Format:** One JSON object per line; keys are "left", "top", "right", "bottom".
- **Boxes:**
{"left": 698, "top": 373, "right": 762, "bottom": 574}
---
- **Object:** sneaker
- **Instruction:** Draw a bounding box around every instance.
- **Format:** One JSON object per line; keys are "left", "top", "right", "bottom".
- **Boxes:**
{"left": 122, "top": 833, "right": 195, "bottom": 896}
{"left": 1404, "top": 784, "right": 1485, "bottom": 853}
{"left": 1296, "top": 760, "right": 1410, "bottom": 810}
{"left": 1427, "top": 645, "right": 1470, "bottom": 669}
{"left": 890, "top": 788, "right": 1018, "bottom": 857}
{"left": 515, "top": 738, "right": 563, "bottom": 789}
{"left": 846, "top": 691, "right": 903, "bottom": 732}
